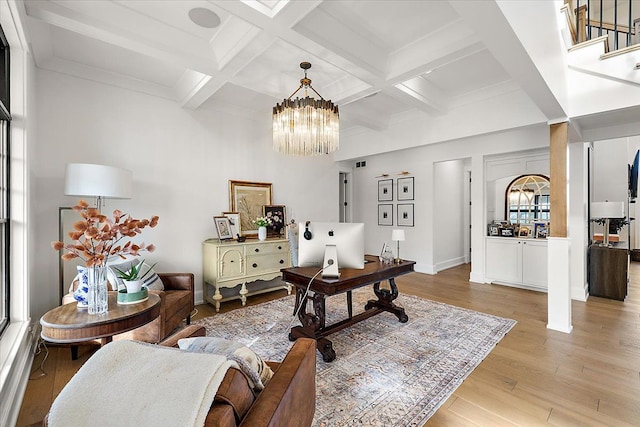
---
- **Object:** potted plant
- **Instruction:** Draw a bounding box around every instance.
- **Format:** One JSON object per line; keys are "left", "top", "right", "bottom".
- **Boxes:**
{"left": 114, "top": 259, "right": 158, "bottom": 294}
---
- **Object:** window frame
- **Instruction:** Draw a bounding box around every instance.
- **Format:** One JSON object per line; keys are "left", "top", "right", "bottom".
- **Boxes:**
{"left": 0, "top": 22, "right": 10, "bottom": 336}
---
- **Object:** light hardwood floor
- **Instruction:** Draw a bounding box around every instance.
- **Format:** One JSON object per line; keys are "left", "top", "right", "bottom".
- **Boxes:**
{"left": 17, "top": 262, "right": 640, "bottom": 426}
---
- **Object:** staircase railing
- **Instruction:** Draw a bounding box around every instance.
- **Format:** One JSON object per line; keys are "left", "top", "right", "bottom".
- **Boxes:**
{"left": 568, "top": 0, "right": 639, "bottom": 51}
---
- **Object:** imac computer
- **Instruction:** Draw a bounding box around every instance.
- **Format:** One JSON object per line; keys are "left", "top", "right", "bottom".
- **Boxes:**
{"left": 297, "top": 222, "right": 365, "bottom": 278}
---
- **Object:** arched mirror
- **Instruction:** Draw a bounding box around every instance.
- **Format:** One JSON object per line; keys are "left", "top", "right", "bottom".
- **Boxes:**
{"left": 505, "top": 174, "right": 550, "bottom": 225}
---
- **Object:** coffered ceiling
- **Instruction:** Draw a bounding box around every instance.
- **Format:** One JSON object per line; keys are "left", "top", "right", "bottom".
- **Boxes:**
{"left": 22, "top": 0, "right": 535, "bottom": 134}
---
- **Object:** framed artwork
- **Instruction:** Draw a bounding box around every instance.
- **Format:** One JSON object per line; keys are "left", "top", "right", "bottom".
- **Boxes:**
{"left": 378, "top": 179, "right": 393, "bottom": 201}
{"left": 222, "top": 212, "right": 241, "bottom": 239}
{"left": 488, "top": 224, "right": 499, "bottom": 236}
{"left": 534, "top": 222, "right": 548, "bottom": 239}
{"left": 397, "top": 203, "right": 414, "bottom": 227}
{"left": 263, "top": 205, "right": 286, "bottom": 237}
{"left": 397, "top": 177, "right": 414, "bottom": 201}
{"left": 500, "top": 227, "right": 514, "bottom": 237}
{"left": 519, "top": 226, "right": 530, "bottom": 238}
{"left": 378, "top": 204, "right": 393, "bottom": 226}
{"left": 229, "top": 180, "right": 272, "bottom": 237}
{"left": 214, "top": 216, "right": 234, "bottom": 240}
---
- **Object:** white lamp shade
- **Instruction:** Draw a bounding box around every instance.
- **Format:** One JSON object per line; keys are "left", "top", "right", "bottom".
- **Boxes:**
{"left": 591, "top": 201, "right": 625, "bottom": 218}
{"left": 64, "top": 163, "right": 132, "bottom": 199}
{"left": 391, "top": 229, "right": 405, "bottom": 242}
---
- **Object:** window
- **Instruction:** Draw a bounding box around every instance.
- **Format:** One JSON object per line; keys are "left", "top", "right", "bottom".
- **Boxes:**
{"left": 505, "top": 174, "right": 550, "bottom": 225}
{"left": 0, "top": 24, "right": 9, "bottom": 335}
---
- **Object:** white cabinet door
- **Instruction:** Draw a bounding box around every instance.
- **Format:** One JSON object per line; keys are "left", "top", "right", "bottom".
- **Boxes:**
{"left": 485, "top": 238, "right": 521, "bottom": 283}
{"left": 522, "top": 240, "right": 548, "bottom": 289}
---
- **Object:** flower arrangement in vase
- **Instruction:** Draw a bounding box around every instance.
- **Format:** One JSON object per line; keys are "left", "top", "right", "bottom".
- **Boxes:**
{"left": 253, "top": 216, "right": 271, "bottom": 241}
{"left": 52, "top": 199, "right": 159, "bottom": 313}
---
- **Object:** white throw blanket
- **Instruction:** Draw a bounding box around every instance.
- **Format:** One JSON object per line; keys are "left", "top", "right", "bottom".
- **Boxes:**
{"left": 48, "top": 340, "right": 237, "bottom": 427}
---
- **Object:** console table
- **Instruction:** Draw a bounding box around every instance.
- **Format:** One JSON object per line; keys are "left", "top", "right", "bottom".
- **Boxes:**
{"left": 203, "top": 238, "right": 292, "bottom": 311}
{"left": 282, "top": 255, "right": 415, "bottom": 362}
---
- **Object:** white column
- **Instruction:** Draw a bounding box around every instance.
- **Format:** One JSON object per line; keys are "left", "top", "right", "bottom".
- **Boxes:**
{"left": 547, "top": 237, "right": 573, "bottom": 332}
{"left": 569, "top": 142, "right": 589, "bottom": 301}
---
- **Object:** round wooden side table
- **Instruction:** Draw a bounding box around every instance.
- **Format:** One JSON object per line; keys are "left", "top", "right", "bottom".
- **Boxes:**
{"left": 40, "top": 292, "right": 161, "bottom": 347}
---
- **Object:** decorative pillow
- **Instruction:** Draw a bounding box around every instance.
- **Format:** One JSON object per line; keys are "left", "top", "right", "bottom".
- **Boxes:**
{"left": 177, "top": 337, "right": 274, "bottom": 391}
{"left": 105, "top": 256, "right": 164, "bottom": 292}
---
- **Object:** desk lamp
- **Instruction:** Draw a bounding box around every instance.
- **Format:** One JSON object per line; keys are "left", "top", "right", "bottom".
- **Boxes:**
{"left": 391, "top": 229, "right": 405, "bottom": 264}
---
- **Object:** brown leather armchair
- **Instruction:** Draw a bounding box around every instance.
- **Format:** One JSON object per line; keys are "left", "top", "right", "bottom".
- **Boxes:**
{"left": 44, "top": 325, "right": 316, "bottom": 427}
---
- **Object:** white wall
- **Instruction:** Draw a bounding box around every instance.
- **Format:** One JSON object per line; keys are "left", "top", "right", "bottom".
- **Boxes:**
{"left": 33, "top": 69, "right": 340, "bottom": 317}
{"left": 349, "top": 124, "right": 550, "bottom": 276}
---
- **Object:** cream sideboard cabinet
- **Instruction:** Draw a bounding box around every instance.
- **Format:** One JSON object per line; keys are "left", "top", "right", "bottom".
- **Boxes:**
{"left": 485, "top": 237, "right": 548, "bottom": 291}
{"left": 203, "top": 238, "right": 292, "bottom": 312}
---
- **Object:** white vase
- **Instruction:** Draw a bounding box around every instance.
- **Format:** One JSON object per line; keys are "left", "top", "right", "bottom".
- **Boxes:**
{"left": 123, "top": 279, "right": 143, "bottom": 294}
{"left": 258, "top": 226, "right": 267, "bottom": 241}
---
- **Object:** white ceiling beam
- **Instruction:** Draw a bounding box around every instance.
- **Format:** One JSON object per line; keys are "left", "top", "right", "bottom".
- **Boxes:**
{"left": 449, "top": 1, "right": 567, "bottom": 121}
{"left": 25, "top": 0, "right": 219, "bottom": 75}
{"left": 392, "top": 77, "right": 447, "bottom": 115}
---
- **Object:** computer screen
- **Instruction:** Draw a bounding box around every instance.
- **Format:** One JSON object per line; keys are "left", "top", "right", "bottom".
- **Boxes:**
{"left": 297, "top": 222, "right": 365, "bottom": 271}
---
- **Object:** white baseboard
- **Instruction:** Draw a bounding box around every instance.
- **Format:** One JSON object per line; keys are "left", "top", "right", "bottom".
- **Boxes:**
{"left": 434, "top": 256, "right": 467, "bottom": 273}
{"left": 571, "top": 281, "right": 589, "bottom": 301}
{"left": 414, "top": 263, "right": 436, "bottom": 275}
{"left": 469, "top": 271, "right": 485, "bottom": 284}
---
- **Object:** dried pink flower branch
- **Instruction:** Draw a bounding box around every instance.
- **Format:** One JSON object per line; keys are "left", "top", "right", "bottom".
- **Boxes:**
{"left": 51, "top": 199, "right": 159, "bottom": 267}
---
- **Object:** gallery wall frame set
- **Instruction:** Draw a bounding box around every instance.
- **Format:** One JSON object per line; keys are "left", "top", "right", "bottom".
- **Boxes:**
{"left": 378, "top": 204, "right": 393, "bottom": 226}
{"left": 397, "top": 204, "right": 414, "bottom": 227}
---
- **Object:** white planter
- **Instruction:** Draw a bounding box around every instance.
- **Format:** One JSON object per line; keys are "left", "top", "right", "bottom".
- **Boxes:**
{"left": 123, "top": 279, "right": 143, "bottom": 293}
{"left": 258, "top": 226, "right": 267, "bottom": 241}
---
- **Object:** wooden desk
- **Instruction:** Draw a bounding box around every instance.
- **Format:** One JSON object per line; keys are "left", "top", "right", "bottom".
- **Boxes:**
{"left": 282, "top": 255, "right": 415, "bottom": 362}
{"left": 41, "top": 292, "right": 161, "bottom": 347}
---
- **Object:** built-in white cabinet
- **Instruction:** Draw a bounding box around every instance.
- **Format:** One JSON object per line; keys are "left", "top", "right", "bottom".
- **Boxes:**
{"left": 485, "top": 237, "right": 548, "bottom": 291}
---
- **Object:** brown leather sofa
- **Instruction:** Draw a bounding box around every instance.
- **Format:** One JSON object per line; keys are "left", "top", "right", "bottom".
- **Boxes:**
{"left": 44, "top": 325, "right": 316, "bottom": 427}
{"left": 64, "top": 272, "right": 194, "bottom": 358}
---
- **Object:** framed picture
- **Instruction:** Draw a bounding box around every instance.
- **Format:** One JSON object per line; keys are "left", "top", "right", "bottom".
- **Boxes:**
{"left": 534, "top": 222, "right": 548, "bottom": 239}
{"left": 214, "top": 216, "right": 234, "bottom": 240}
{"left": 397, "top": 203, "right": 414, "bottom": 227}
{"left": 488, "top": 224, "right": 499, "bottom": 236}
{"left": 397, "top": 177, "right": 414, "bottom": 201}
{"left": 378, "top": 179, "right": 393, "bottom": 201}
{"left": 519, "top": 226, "right": 530, "bottom": 238}
{"left": 263, "top": 205, "right": 286, "bottom": 237}
{"left": 229, "top": 180, "right": 272, "bottom": 237}
{"left": 378, "top": 204, "right": 393, "bottom": 226}
{"left": 500, "top": 227, "right": 514, "bottom": 237}
{"left": 222, "top": 212, "right": 241, "bottom": 239}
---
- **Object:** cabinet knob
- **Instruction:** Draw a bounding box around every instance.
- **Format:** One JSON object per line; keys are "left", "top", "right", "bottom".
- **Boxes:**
{"left": 255, "top": 248, "right": 260, "bottom": 253}
{"left": 252, "top": 263, "right": 257, "bottom": 268}
{"left": 278, "top": 246, "right": 282, "bottom": 250}
{"left": 279, "top": 259, "right": 284, "bottom": 264}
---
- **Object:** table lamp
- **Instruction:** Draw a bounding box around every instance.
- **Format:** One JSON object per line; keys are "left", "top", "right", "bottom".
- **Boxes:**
{"left": 64, "top": 163, "right": 132, "bottom": 210}
{"left": 391, "top": 229, "right": 405, "bottom": 264}
{"left": 591, "top": 201, "right": 625, "bottom": 246}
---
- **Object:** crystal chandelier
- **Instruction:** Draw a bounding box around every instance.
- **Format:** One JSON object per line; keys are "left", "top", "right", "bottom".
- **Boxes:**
{"left": 273, "top": 62, "right": 339, "bottom": 156}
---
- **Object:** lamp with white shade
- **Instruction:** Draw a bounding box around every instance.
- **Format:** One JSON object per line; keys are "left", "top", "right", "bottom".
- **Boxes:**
{"left": 64, "top": 163, "right": 132, "bottom": 210}
{"left": 591, "top": 201, "right": 625, "bottom": 246}
{"left": 391, "top": 229, "right": 405, "bottom": 264}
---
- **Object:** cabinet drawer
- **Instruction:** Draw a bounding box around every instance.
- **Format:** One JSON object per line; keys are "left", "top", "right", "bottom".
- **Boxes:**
{"left": 245, "top": 241, "right": 289, "bottom": 256}
{"left": 246, "top": 253, "right": 290, "bottom": 274}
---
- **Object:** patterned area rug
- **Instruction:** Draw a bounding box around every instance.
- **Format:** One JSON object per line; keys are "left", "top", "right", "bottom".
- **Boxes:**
{"left": 195, "top": 289, "right": 516, "bottom": 426}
